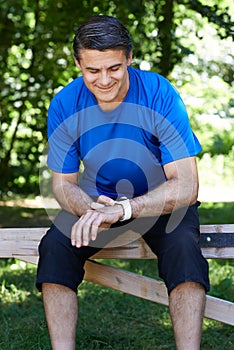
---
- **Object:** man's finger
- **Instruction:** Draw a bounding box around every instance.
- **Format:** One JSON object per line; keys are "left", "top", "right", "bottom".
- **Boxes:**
{"left": 71, "top": 219, "right": 81, "bottom": 247}
{"left": 90, "top": 202, "right": 105, "bottom": 210}
{"left": 97, "top": 195, "right": 115, "bottom": 206}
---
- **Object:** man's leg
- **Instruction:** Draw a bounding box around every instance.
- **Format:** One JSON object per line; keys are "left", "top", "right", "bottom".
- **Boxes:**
{"left": 42, "top": 283, "right": 78, "bottom": 350}
{"left": 36, "top": 210, "right": 108, "bottom": 349}
{"left": 169, "top": 281, "right": 206, "bottom": 350}
{"left": 142, "top": 204, "right": 209, "bottom": 349}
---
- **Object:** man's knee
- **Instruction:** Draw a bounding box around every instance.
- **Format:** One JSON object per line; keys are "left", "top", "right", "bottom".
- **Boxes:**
{"left": 36, "top": 224, "right": 101, "bottom": 293}
{"left": 157, "top": 229, "right": 210, "bottom": 294}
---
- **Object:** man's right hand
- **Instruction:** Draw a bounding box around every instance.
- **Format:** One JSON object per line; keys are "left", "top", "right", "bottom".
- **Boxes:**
{"left": 71, "top": 196, "right": 124, "bottom": 248}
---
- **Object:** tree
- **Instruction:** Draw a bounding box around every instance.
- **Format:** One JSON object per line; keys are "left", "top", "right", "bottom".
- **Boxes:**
{"left": 0, "top": 0, "right": 233, "bottom": 196}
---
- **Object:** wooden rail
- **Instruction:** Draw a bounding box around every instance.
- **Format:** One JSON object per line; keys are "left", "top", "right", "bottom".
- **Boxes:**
{"left": 0, "top": 225, "right": 233, "bottom": 326}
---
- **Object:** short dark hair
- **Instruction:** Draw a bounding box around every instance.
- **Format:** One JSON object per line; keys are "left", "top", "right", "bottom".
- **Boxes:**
{"left": 73, "top": 15, "right": 132, "bottom": 61}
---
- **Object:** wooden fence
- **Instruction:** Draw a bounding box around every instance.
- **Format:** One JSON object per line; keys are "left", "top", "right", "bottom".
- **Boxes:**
{"left": 0, "top": 224, "right": 233, "bottom": 326}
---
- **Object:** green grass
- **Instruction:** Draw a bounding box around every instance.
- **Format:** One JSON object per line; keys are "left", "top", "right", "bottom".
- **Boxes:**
{"left": 0, "top": 202, "right": 233, "bottom": 349}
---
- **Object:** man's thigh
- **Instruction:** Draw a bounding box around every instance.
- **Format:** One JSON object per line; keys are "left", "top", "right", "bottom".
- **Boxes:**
{"left": 142, "top": 203, "right": 210, "bottom": 294}
{"left": 36, "top": 209, "right": 140, "bottom": 293}
{"left": 36, "top": 210, "right": 101, "bottom": 293}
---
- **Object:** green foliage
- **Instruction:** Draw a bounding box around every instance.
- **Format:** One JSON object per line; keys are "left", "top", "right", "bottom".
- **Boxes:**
{"left": 198, "top": 202, "right": 234, "bottom": 224}
{"left": 171, "top": 38, "right": 234, "bottom": 159}
{"left": 0, "top": 0, "right": 233, "bottom": 196}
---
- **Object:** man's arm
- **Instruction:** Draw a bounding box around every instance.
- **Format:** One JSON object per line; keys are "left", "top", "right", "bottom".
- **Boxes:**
{"left": 52, "top": 171, "right": 93, "bottom": 216}
{"left": 70, "top": 156, "right": 199, "bottom": 247}
{"left": 130, "top": 156, "right": 199, "bottom": 218}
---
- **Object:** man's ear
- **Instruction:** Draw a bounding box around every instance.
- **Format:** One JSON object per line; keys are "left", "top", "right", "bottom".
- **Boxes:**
{"left": 127, "top": 51, "right": 133, "bottom": 66}
{"left": 74, "top": 55, "right": 81, "bottom": 69}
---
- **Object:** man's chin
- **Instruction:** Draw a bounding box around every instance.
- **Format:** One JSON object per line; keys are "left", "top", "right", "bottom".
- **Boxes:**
{"left": 96, "top": 95, "right": 119, "bottom": 106}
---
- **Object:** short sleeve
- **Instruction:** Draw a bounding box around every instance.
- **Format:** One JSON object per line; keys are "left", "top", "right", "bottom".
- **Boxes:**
{"left": 47, "top": 98, "right": 80, "bottom": 173}
{"left": 154, "top": 84, "right": 202, "bottom": 165}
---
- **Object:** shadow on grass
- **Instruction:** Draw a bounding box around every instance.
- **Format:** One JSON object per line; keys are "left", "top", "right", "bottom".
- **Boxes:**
{"left": 0, "top": 264, "right": 233, "bottom": 350}
{"left": 0, "top": 206, "right": 58, "bottom": 228}
{"left": 0, "top": 264, "right": 50, "bottom": 350}
{"left": 0, "top": 262, "right": 174, "bottom": 350}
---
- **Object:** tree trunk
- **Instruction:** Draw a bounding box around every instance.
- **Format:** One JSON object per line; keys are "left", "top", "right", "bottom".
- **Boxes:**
{"left": 157, "top": 0, "right": 174, "bottom": 77}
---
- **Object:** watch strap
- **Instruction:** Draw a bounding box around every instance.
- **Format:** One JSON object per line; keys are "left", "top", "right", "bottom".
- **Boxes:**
{"left": 115, "top": 198, "right": 132, "bottom": 221}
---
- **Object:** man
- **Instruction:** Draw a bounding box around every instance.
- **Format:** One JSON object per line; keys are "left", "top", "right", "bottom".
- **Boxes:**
{"left": 36, "top": 15, "right": 209, "bottom": 350}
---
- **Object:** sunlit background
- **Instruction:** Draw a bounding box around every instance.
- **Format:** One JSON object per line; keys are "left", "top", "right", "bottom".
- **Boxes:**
{"left": 0, "top": 1, "right": 233, "bottom": 203}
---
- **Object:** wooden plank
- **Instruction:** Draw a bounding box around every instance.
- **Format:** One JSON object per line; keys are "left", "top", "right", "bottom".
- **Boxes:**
{"left": 0, "top": 228, "right": 47, "bottom": 258}
{"left": 1, "top": 236, "right": 234, "bottom": 259}
{"left": 200, "top": 224, "right": 234, "bottom": 234}
{"left": 0, "top": 226, "right": 233, "bottom": 326}
{"left": 0, "top": 227, "right": 48, "bottom": 238}
{"left": 201, "top": 247, "right": 234, "bottom": 259}
{"left": 205, "top": 295, "right": 234, "bottom": 326}
{"left": 4, "top": 246, "right": 233, "bottom": 260}
{"left": 0, "top": 227, "right": 233, "bottom": 259}
{"left": 0, "top": 242, "right": 39, "bottom": 258}
{"left": 84, "top": 259, "right": 234, "bottom": 326}
{"left": 8, "top": 254, "right": 234, "bottom": 325}
{"left": 200, "top": 233, "right": 234, "bottom": 247}
{"left": 0, "top": 224, "right": 233, "bottom": 236}
{"left": 84, "top": 259, "right": 168, "bottom": 306}
{"left": 92, "top": 245, "right": 234, "bottom": 260}
{"left": 13, "top": 255, "right": 39, "bottom": 265}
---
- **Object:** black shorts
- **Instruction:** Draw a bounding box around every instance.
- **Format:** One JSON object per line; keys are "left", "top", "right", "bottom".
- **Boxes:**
{"left": 36, "top": 202, "right": 210, "bottom": 294}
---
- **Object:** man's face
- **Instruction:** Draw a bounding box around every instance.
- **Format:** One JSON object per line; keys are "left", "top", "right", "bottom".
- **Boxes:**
{"left": 75, "top": 49, "right": 132, "bottom": 107}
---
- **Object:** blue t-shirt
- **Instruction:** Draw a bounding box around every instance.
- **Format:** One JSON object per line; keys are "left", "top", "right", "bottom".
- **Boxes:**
{"left": 47, "top": 67, "right": 201, "bottom": 199}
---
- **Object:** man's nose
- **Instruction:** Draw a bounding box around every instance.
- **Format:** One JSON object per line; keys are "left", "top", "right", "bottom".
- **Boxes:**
{"left": 99, "top": 71, "right": 111, "bottom": 85}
